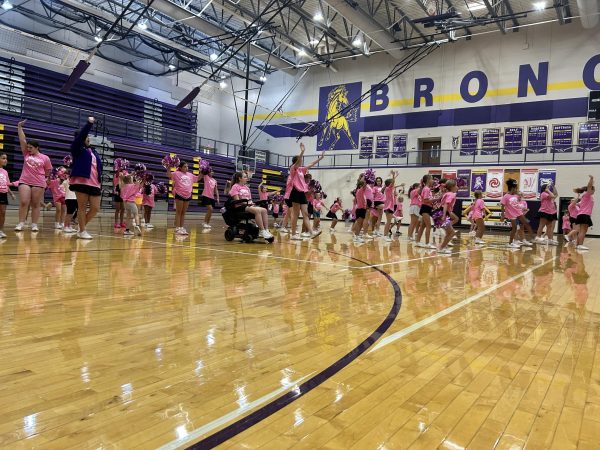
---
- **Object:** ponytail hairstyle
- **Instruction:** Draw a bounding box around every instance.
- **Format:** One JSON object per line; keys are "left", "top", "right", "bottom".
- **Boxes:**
{"left": 419, "top": 174, "right": 432, "bottom": 194}
{"left": 356, "top": 179, "right": 366, "bottom": 190}
{"left": 407, "top": 182, "right": 419, "bottom": 196}
{"left": 540, "top": 183, "right": 550, "bottom": 193}
{"left": 573, "top": 185, "right": 593, "bottom": 194}
{"left": 144, "top": 184, "right": 152, "bottom": 196}
{"left": 383, "top": 178, "right": 393, "bottom": 193}
{"left": 231, "top": 171, "right": 244, "bottom": 186}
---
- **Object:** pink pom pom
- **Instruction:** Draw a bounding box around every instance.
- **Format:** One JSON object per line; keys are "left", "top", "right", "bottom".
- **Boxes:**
{"left": 161, "top": 154, "right": 180, "bottom": 169}
{"left": 200, "top": 159, "right": 211, "bottom": 175}
{"left": 63, "top": 155, "right": 72, "bottom": 167}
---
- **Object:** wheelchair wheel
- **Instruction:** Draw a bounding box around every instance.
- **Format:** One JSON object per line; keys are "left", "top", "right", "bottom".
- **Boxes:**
{"left": 242, "top": 233, "right": 254, "bottom": 243}
{"left": 266, "top": 236, "right": 274, "bottom": 244}
{"left": 224, "top": 228, "right": 235, "bottom": 241}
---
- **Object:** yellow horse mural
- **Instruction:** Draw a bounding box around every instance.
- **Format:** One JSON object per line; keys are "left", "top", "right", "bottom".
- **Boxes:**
{"left": 319, "top": 85, "right": 357, "bottom": 150}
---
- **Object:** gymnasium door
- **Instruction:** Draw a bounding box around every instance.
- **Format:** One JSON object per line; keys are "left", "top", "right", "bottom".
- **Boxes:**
{"left": 420, "top": 140, "right": 441, "bottom": 166}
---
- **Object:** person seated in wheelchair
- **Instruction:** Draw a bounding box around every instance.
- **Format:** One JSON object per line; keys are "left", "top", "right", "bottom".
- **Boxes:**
{"left": 227, "top": 171, "right": 273, "bottom": 240}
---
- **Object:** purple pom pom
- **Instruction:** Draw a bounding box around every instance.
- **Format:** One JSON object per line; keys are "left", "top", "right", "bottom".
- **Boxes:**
{"left": 134, "top": 163, "right": 146, "bottom": 173}
{"left": 363, "top": 168, "right": 376, "bottom": 185}
{"left": 63, "top": 155, "right": 72, "bottom": 167}
{"left": 156, "top": 182, "right": 167, "bottom": 194}
{"left": 114, "top": 158, "right": 130, "bottom": 172}
{"left": 272, "top": 194, "right": 284, "bottom": 203}
{"left": 142, "top": 172, "right": 154, "bottom": 186}
{"left": 200, "top": 159, "right": 211, "bottom": 175}
{"left": 161, "top": 154, "right": 180, "bottom": 169}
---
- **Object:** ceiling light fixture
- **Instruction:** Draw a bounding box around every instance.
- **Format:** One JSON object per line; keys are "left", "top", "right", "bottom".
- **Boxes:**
{"left": 352, "top": 37, "right": 362, "bottom": 47}
{"left": 465, "top": 1, "right": 487, "bottom": 11}
{"left": 533, "top": 1, "right": 546, "bottom": 10}
{"left": 219, "top": 81, "right": 227, "bottom": 89}
{"left": 168, "top": 64, "right": 176, "bottom": 70}
{"left": 259, "top": 75, "right": 267, "bottom": 82}
{"left": 137, "top": 21, "right": 148, "bottom": 30}
{"left": 298, "top": 49, "right": 306, "bottom": 56}
{"left": 209, "top": 53, "right": 218, "bottom": 61}
{"left": 1, "top": 1, "right": 13, "bottom": 10}
{"left": 313, "top": 12, "right": 323, "bottom": 21}
{"left": 309, "top": 39, "right": 319, "bottom": 46}
{"left": 94, "top": 36, "right": 103, "bottom": 43}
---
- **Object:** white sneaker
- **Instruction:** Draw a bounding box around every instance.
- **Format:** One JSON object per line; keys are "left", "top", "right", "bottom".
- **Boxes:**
{"left": 513, "top": 240, "right": 522, "bottom": 245}
{"left": 0, "top": 231, "right": 6, "bottom": 238}
{"left": 547, "top": 239, "right": 559, "bottom": 246}
{"left": 134, "top": 225, "right": 142, "bottom": 236}
{"left": 279, "top": 227, "right": 290, "bottom": 234}
{"left": 474, "top": 238, "right": 485, "bottom": 245}
{"left": 427, "top": 243, "right": 437, "bottom": 249}
{"left": 521, "top": 240, "right": 534, "bottom": 247}
{"left": 407, "top": 236, "right": 414, "bottom": 241}
{"left": 31, "top": 224, "right": 39, "bottom": 232}
{"left": 203, "top": 223, "right": 211, "bottom": 229}
{"left": 54, "top": 223, "right": 61, "bottom": 229}
{"left": 564, "top": 235, "right": 571, "bottom": 242}
{"left": 438, "top": 247, "right": 452, "bottom": 254}
{"left": 311, "top": 229, "right": 322, "bottom": 238}
{"left": 415, "top": 242, "right": 424, "bottom": 248}
{"left": 123, "top": 230, "right": 134, "bottom": 236}
{"left": 576, "top": 245, "right": 589, "bottom": 251}
{"left": 14, "top": 223, "right": 23, "bottom": 231}
{"left": 363, "top": 234, "right": 373, "bottom": 240}
{"left": 447, "top": 242, "right": 454, "bottom": 247}
{"left": 77, "top": 231, "right": 93, "bottom": 240}
{"left": 300, "top": 232, "right": 311, "bottom": 238}
{"left": 146, "top": 223, "right": 154, "bottom": 229}
{"left": 508, "top": 242, "right": 521, "bottom": 249}
{"left": 468, "top": 230, "right": 476, "bottom": 237}
{"left": 63, "top": 226, "right": 76, "bottom": 234}
{"left": 261, "top": 229, "right": 273, "bottom": 239}
{"left": 384, "top": 236, "right": 393, "bottom": 242}
{"left": 533, "top": 236, "right": 546, "bottom": 244}
{"left": 291, "top": 234, "right": 302, "bottom": 240}
{"left": 180, "top": 228, "right": 189, "bottom": 235}
{"left": 353, "top": 235, "right": 365, "bottom": 243}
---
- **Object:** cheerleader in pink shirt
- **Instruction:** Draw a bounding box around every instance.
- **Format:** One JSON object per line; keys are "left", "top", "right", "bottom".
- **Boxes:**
{"left": 561, "top": 211, "right": 571, "bottom": 236}
{"left": 382, "top": 171, "right": 398, "bottom": 242}
{"left": 278, "top": 174, "right": 293, "bottom": 233}
{"left": 326, "top": 197, "right": 342, "bottom": 233}
{"left": 406, "top": 182, "right": 421, "bottom": 240}
{"left": 573, "top": 175, "right": 594, "bottom": 250}
{"left": 119, "top": 174, "right": 142, "bottom": 236}
{"left": 371, "top": 177, "right": 385, "bottom": 236}
{"left": 228, "top": 171, "right": 273, "bottom": 240}
{"left": 48, "top": 167, "right": 68, "bottom": 229}
{"left": 142, "top": 183, "right": 158, "bottom": 229}
{"left": 438, "top": 179, "right": 459, "bottom": 254}
{"left": 167, "top": 161, "right": 199, "bottom": 235}
{"left": 312, "top": 192, "right": 324, "bottom": 231}
{"left": 0, "top": 153, "right": 17, "bottom": 238}
{"left": 200, "top": 168, "right": 219, "bottom": 229}
{"left": 288, "top": 142, "right": 324, "bottom": 241}
{"left": 501, "top": 178, "right": 533, "bottom": 248}
{"left": 352, "top": 180, "right": 367, "bottom": 243}
{"left": 415, "top": 174, "right": 435, "bottom": 249}
{"left": 463, "top": 190, "right": 489, "bottom": 245}
{"left": 534, "top": 183, "right": 559, "bottom": 245}
{"left": 392, "top": 194, "right": 404, "bottom": 235}
{"left": 565, "top": 197, "right": 580, "bottom": 243}
{"left": 15, "top": 120, "right": 53, "bottom": 232}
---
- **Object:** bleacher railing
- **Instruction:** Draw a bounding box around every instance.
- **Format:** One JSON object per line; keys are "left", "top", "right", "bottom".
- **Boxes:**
{"left": 0, "top": 92, "right": 271, "bottom": 164}
{"left": 293, "top": 144, "right": 600, "bottom": 170}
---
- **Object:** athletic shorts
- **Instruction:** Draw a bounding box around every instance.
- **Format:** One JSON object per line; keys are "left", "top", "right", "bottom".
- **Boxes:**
{"left": 355, "top": 208, "right": 366, "bottom": 219}
{"left": 175, "top": 194, "right": 191, "bottom": 202}
{"left": 285, "top": 198, "right": 292, "bottom": 208}
{"left": 538, "top": 212, "right": 558, "bottom": 221}
{"left": 374, "top": 201, "right": 384, "bottom": 207}
{"left": 419, "top": 204, "right": 433, "bottom": 215}
{"left": 70, "top": 184, "right": 102, "bottom": 197}
{"left": 0, "top": 193, "right": 7, "bottom": 205}
{"left": 113, "top": 194, "right": 123, "bottom": 203}
{"left": 124, "top": 202, "right": 138, "bottom": 216}
{"left": 200, "top": 196, "right": 216, "bottom": 207}
{"left": 409, "top": 205, "right": 421, "bottom": 216}
{"left": 575, "top": 214, "right": 593, "bottom": 226}
{"left": 289, "top": 188, "right": 307, "bottom": 205}
{"left": 326, "top": 211, "right": 338, "bottom": 220}
{"left": 313, "top": 210, "right": 321, "bottom": 218}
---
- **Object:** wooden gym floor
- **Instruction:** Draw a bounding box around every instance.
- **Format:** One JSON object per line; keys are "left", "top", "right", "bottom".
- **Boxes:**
{"left": 0, "top": 210, "right": 598, "bottom": 449}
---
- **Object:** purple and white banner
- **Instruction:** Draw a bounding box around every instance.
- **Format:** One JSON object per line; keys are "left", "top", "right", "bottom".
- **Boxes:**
{"left": 471, "top": 171, "right": 487, "bottom": 193}
{"left": 457, "top": 169, "right": 471, "bottom": 198}
{"left": 391, "top": 134, "right": 407, "bottom": 158}
{"left": 526, "top": 125, "right": 547, "bottom": 154}
{"left": 375, "top": 135, "right": 390, "bottom": 158}
{"left": 481, "top": 128, "right": 500, "bottom": 155}
{"left": 359, "top": 135, "right": 373, "bottom": 159}
{"left": 538, "top": 170, "right": 557, "bottom": 195}
{"left": 460, "top": 130, "right": 478, "bottom": 156}
{"left": 552, "top": 124, "right": 573, "bottom": 153}
{"left": 504, "top": 127, "right": 523, "bottom": 154}
{"left": 578, "top": 122, "right": 600, "bottom": 152}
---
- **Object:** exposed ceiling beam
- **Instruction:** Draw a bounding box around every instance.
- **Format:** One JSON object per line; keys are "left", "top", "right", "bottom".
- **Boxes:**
{"left": 482, "top": 0, "right": 506, "bottom": 34}
{"left": 151, "top": 0, "right": 292, "bottom": 71}
{"left": 502, "top": 0, "right": 520, "bottom": 29}
{"left": 321, "top": 0, "right": 405, "bottom": 59}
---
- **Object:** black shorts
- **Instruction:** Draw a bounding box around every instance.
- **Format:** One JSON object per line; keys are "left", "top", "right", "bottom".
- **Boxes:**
{"left": 113, "top": 194, "right": 123, "bottom": 203}
{"left": 374, "top": 201, "right": 384, "bottom": 207}
{"left": 420, "top": 204, "right": 433, "bottom": 215}
{"left": 384, "top": 208, "right": 394, "bottom": 214}
{"left": 289, "top": 188, "right": 308, "bottom": 205}
{"left": 175, "top": 194, "right": 191, "bottom": 202}
{"left": 256, "top": 200, "right": 269, "bottom": 208}
{"left": 366, "top": 199, "right": 373, "bottom": 208}
{"left": 326, "top": 211, "right": 338, "bottom": 220}
{"left": 569, "top": 217, "right": 577, "bottom": 225}
{"left": 575, "top": 214, "right": 593, "bottom": 226}
{"left": 200, "top": 196, "right": 216, "bottom": 207}
{"left": 285, "top": 198, "right": 292, "bottom": 208}
{"left": 70, "top": 184, "right": 102, "bottom": 197}
{"left": 0, "top": 193, "right": 7, "bottom": 205}
{"left": 355, "top": 208, "right": 367, "bottom": 219}
{"left": 273, "top": 212, "right": 279, "bottom": 219}
{"left": 307, "top": 203, "right": 314, "bottom": 216}
{"left": 538, "top": 212, "right": 558, "bottom": 221}
{"left": 66, "top": 199, "right": 78, "bottom": 215}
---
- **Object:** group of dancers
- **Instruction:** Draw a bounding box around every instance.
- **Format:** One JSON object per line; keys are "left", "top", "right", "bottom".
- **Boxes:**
{"left": 0, "top": 123, "right": 595, "bottom": 251}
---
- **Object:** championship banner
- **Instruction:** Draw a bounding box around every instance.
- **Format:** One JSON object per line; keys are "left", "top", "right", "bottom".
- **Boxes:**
{"left": 552, "top": 124, "right": 573, "bottom": 153}
{"left": 460, "top": 129, "right": 478, "bottom": 156}
{"left": 578, "top": 122, "right": 600, "bottom": 152}
{"left": 391, "top": 134, "right": 407, "bottom": 158}
{"left": 442, "top": 170, "right": 457, "bottom": 181}
{"left": 526, "top": 125, "right": 547, "bottom": 154}
{"left": 538, "top": 170, "right": 557, "bottom": 195}
{"left": 471, "top": 170, "right": 487, "bottom": 193}
{"left": 359, "top": 136, "right": 373, "bottom": 159}
{"left": 485, "top": 168, "right": 504, "bottom": 199}
{"left": 457, "top": 169, "right": 471, "bottom": 198}
{"left": 375, "top": 135, "right": 390, "bottom": 158}
{"left": 481, "top": 128, "right": 500, "bottom": 155}
{"left": 520, "top": 168, "right": 538, "bottom": 199}
{"left": 504, "top": 127, "right": 523, "bottom": 154}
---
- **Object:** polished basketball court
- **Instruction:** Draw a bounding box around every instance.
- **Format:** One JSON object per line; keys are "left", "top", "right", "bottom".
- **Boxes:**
{"left": 0, "top": 212, "right": 596, "bottom": 449}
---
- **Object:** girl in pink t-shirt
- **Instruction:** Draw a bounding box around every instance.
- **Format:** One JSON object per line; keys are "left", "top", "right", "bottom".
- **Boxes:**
{"left": 167, "top": 161, "right": 199, "bottom": 235}
{"left": 278, "top": 174, "right": 293, "bottom": 233}
{"left": 438, "top": 179, "right": 459, "bottom": 254}
{"left": 352, "top": 180, "right": 367, "bottom": 242}
{"left": 415, "top": 174, "right": 435, "bottom": 249}
{"left": 573, "top": 175, "right": 594, "bottom": 250}
{"left": 0, "top": 153, "right": 17, "bottom": 238}
{"left": 562, "top": 211, "right": 571, "bottom": 235}
{"left": 288, "top": 142, "right": 325, "bottom": 240}
{"left": 565, "top": 198, "right": 580, "bottom": 243}
{"left": 371, "top": 177, "right": 386, "bottom": 236}
{"left": 463, "top": 190, "right": 489, "bottom": 245}
{"left": 312, "top": 192, "right": 324, "bottom": 231}
{"left": 113, "top": 169, "right": 126, "bottom": 230}
{"left": 382, "top": 171, "right": 398, "bottom": 242}
{"left": 326, "top": 197, "right": 342, "bottom": 232}
{"left": 535, "top": 183, "right": 559, "bottom": 245}
{"left": 15, "top": 120, "right": 52, "bottom": 232}
{"left": 200, "top": 168, "right": 219, "bottom": 229}
{"left": 142, "top": 183, "right": 159, "bottom": 229}
{"left": 119, "top": 174, "right": 142, "bottom": 236}
{"left": 501, "top": 178, "right": 533, "bottom": 248}
{"left": 406, "top": 182, "right": 421, "bottom": 241}
{"left": 393, "top": 194, "right": 405, "bottom": 235}
{"left": 228, "top": 171, "right": 273, "bottom": 240}
{"left": 48, "top": 167, "right": 67, "bottom": 229}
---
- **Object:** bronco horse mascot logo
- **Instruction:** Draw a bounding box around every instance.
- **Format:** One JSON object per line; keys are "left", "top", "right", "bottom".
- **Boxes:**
{"left": 319, "top": 85, "right": 358, "bottom": 150}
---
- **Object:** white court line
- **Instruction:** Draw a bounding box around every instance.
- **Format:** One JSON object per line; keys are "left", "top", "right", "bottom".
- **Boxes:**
{"left": 156, "top": 372, "right": 314, "bottom": 450}
{"left": 368, "top": 256, "right": 557, "bottom": 353}
{"left": 356, "top": 246, "right": 480, "bottom": 270}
